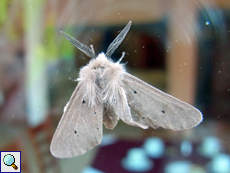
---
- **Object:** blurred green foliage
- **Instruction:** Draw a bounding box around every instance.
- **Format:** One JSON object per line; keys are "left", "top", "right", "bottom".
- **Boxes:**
{"left": 0, "top": 0, "right": 7, "bottom": 25}
{"left": 43, "top": 25, "right": 75, "bottom": 60}
{"left": 1, "top": 0, "right": 75, "bottom": 60}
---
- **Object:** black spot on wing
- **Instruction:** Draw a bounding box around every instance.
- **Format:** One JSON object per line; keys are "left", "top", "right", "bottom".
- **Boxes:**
{"left": 82, "top": 100, "right": 86, "bottom": 103}
{"left": 134, "top": 90, "right": 137, "bottom": 94}
{"left": 162, "top": 110, "right": 165, "bottom": 114}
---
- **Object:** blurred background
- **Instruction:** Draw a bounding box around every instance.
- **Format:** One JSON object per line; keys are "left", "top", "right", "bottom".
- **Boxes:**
{"left": 0, "top": 0, "right": 230, "bottom": 172}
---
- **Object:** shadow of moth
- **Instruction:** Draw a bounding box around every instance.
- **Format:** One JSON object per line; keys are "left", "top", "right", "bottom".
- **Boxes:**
{"left": 50, "top": 21, "right": 203, "bottom": 158}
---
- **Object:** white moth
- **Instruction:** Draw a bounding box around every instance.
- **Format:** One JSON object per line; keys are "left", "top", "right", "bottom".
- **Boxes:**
{"left": 50, "top": 21, "right": 203, "bottom": 158}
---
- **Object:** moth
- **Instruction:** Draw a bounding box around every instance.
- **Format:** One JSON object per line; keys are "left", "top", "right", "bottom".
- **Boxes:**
{"left": 50, "top": 21, "right": 203, "bottom": 158}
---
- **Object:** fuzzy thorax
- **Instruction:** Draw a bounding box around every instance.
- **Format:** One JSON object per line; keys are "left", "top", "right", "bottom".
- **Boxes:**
{"left": 77, "top": 53, "right": 126, "bottom": 107}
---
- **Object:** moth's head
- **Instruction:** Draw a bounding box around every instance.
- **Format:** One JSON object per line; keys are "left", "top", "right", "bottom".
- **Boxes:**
{"left": 79, "top": 52, "right": 125, "bottom": 82}
{"left": 88, "top": 53, "right": 111, "bottom": 69}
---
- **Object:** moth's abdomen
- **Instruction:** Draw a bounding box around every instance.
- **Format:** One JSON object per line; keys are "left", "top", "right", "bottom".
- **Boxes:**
{"left": 103, "top": 106, "right": 119, "bottom": 129}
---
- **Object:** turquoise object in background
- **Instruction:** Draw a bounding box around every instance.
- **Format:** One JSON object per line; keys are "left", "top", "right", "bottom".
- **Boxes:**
{"left": 143, "top": 137, "right": 165, "bottom": 158}
{"left": 122, "top": 148, "right": 153, "bottom": 172}
{"left": 208, "top": 153, "right": 230, "bottom": 173}
{"left": 199, "top": 136, "right": 222, "bottom": 157}
{"left": 180, "top": 140, "right": 193, "bottom": 157}
{"left": 82, "top": 166, "right": 105, "bottom": 173}
{"left": 165, "top": 161, "right": 192, "bottom": 173}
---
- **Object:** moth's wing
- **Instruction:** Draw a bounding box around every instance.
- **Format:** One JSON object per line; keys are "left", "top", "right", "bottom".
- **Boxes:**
{"left": 50, "top": 84, "right": 103, "bottom": 158}
{"left": 130, "top": 109, "right": 148, "bottom": 126}
{"left": 112, "top": 87, "right": 148, "bottom": 129}
{"left": 123, "top": 73, "right": 203, "bottom": 131}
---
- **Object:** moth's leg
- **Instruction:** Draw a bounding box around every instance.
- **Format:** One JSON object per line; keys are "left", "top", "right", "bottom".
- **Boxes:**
{"left": 90, "top": 45, "right": 95, "bottom": 54}
{"left": 117, "top": 51, "right": 125, "bottom": 63}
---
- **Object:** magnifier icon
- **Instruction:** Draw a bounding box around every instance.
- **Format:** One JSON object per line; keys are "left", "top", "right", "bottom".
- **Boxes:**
{"left": 3, "top": 154, "right": 18, "bottom": 170}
